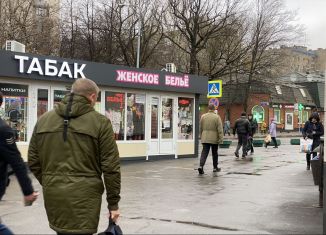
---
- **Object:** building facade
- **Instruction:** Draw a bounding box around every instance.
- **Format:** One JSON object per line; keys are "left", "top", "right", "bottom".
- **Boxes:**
{"left": 200, "top": 80, "right": 318, "bottom": 132}
{"left": 0, "top": 50, "right": 208, "bottom": 161}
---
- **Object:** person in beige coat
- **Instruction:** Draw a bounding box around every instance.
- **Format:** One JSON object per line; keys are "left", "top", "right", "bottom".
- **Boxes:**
{"left": 198, "top": 104, "right": 223, "bottom": 174}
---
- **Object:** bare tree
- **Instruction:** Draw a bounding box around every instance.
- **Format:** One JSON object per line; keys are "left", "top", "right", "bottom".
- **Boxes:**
{"left": 242, "top": 0, "right": 302, "bottom": 112}
{"left": 201, "top": 14, "right": 251, "bottom": 80}
{"left": 113, "top": 0, "right": 165, "bottom": 67}
{"left": 0, "top": 0, "right": 60, "bottom": 55}
{"left": 164, "top": 0, "right": 241, "bottom": 74}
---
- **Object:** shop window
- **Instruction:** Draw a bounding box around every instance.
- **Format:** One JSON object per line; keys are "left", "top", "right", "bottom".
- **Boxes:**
{"left": 53, "top": 90, "right": 70, "bottom": 106}
{"left": 0, "top": 83, "right": 29, "bottom": 142}
{"left": 178, "top": 97, "right": 194, "bottom": 140}
{"left": 37, "top": 89, "right": 48, "bottom": 118}
{"left": 274, "top": 109, "right": 281, "bottom": 124}
{"left": 299, "top": 110, "right": 309, "bottom": 124}
{"left": 251, "top": 105, "right": 264, "bottom": 123}
{"left": 126, "top": 93, "right": 146, "bottom": 140}
{"left": 105, "top": 92, "right": 125, "bottom": 140}
{"left": 302, "top": 111, "right": 309, "bottom": 123}
{"left": 151, "top": 97, "right": 159, "bottom": 139}
{"left": 162, "top": 98, "right": 173, "bottom": 139}
{"left": 94, "top": 91, "right": 101, "bottom": 113}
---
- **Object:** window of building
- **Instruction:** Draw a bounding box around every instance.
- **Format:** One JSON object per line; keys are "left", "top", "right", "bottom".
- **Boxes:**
{"left": 35, "top": 6, "right": 48, "bottom": 17}
{"left": 251, "top": 105, "right": 265, "bottom": 123}
{"left": 178, "top": 97, "right": 194, "bottom": 140}
{"left": 53, "top": 90, "right": 69, "bottom": 106}
{"left": 94, "top": 91, "right": 101, "bottom": 113}
{"left": 275, "top": 85, "right": 282, "bottom": 95}
{"left": 162, "top": 98, "right": 173, "bottom": 139}
{"left": 274, "top": 109, "right": 281, "bottom": 124}
{"left": 150, "top": 97, "right": 159, "bottom": 139}
{"left": 0, "top": 83, "right": 29, "bottom": 142}
{"left": 299, "top": 88, "right": 306, "bottom": 98}
{"left": 105, "top": 92, "right": 125, "bottom": 140}
{"left": 299, "top": 110, "right": 309, "bottom": 124}
{"left": 126, "top": 93, "right": 146, "bottom": 140}
{"left": 37, "top": 89, "right": 48, "bottom": 118}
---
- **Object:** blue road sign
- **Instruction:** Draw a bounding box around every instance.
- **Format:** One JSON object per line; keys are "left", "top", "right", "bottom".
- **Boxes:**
{"left": 207, "top": 80, "right": 222, "bottom": 98}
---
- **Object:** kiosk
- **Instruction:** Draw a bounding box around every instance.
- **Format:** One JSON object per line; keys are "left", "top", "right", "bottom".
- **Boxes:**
{"left": 0, "top": 50, "right": 207, "bottom": 161}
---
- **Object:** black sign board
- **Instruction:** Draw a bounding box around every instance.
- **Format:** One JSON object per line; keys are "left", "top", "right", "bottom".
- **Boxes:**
{"left": 0, "top": 50, "right": 208, "bottom": 95}
{"left": 0, "top": 83, "right": 28, "bottom": 97}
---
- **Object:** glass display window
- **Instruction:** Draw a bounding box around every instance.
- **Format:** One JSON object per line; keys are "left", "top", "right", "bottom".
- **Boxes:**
{"left": 251, "top": 105, "right": 265, "bottom": 123}
{"left": 94, "top": 91, "right": 101, "bottom": 113}
{"left": 37, "top": 89, "right": 48, "bottom": 118}
{"left": 53, "top": 90, "right": 70, "bottom": 106}
{"left": 105, "top": 91, "right": 125, "bottom": 140}
{"left": 178, "top": 97, "right": 194, "bottom": 140}
{"left": 299, "top": 110, "right": 309, "bottom": 124}
{"left": 161, "top": 98, "right": 173, "bottom": 139}
{"left": 0, "top": 83, "right": 29, "bottom": 142}
{"left": 273, "top": 109, "right": 281, "bottom": 124}
{"left": 127, "top": 93, "right": 146, "bottom": 140}
{"left": 151, "top": 97, "right": 159, "bottom": 139}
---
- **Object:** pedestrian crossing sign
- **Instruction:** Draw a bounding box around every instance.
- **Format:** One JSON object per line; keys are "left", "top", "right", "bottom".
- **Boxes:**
{"left": 207, "top": 80, "right": 222, "bottom": 98}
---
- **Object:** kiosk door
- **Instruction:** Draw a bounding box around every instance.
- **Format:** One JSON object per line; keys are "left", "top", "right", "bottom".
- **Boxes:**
{"left": 148, "top": 96, "right": 176, "bottom": 155}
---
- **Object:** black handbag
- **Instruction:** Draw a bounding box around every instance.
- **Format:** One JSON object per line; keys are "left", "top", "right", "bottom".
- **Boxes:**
{"left": 98, "top": 218, "right": 123, "bottom": 235}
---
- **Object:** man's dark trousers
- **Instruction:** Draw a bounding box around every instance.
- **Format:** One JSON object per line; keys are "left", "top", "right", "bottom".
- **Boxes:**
{"left": 235, "top": 134, "right": 248, "bottom": 156}
{"left": 200, "top": 143, "right": 219, "bottom": 169}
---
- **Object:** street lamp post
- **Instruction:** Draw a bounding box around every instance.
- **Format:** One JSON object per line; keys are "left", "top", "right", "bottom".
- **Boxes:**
{"left": 136, "top": 7, "right": 141, "bottom": 68}
{"left": 119, "top": 3, "right": 141, "bottom": 68}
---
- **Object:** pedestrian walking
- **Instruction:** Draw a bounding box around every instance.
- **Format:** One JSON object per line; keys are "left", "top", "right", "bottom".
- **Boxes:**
{"left": 0, "top": 92, "right": 38, "bottom": 235}
{"left": 247, "top": 114, "right": 258, "bottom": 154}
{"left": 265, "top": 118, "right": 278, "bottom": 148}
{"left": 233, "top": 112, "right": 250, "bottom": 159}
{"left": 198, "top": 104, "right": 223, "bottom": 174}
{"left": 302, "top": 113, "right": 324, "bottom": 170}
{"left": 224, "top": 119, "right": 231, "bottom": 136}
{"left": 28, "top": 78, "right": 121, "bottom": 235}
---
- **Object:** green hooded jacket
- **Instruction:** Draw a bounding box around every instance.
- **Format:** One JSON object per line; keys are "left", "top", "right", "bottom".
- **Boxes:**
{"left": 28, "top": 94, "right": 121, "bottom": 234}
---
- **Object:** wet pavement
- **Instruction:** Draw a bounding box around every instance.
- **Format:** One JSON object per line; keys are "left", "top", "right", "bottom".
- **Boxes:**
{"left": 0, "top": 138, "right": 323, "bottom": 234}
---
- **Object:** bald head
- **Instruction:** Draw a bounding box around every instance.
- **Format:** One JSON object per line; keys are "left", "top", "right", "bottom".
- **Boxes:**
{"left": 72, "top": 78, "right": 99, "bottom": 97}
{"left": 208, "top": 104, "right": 215, "bottom": 111}
{"left": 72, "top": 78, "right": 99, "bottom": 106}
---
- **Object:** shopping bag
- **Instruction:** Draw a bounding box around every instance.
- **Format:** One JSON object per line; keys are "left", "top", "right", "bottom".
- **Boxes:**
{"left": 300, "top": 138, "right": 313, "bottom": 153}
{"left": 98, "top": 219, "right": 123, "bottom": 235}
{"left": 264, "top": 134, "right": 271, "bottom": 143}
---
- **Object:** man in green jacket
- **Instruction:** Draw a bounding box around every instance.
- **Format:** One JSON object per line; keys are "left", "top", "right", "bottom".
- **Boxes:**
{"left": 28, "top": 78, "right": 121, "bottom": 235}
{"left": 198, "top": 104, "right": 223, "bottom": 174}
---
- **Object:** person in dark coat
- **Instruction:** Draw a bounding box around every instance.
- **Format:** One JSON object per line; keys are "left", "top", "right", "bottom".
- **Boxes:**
{"left": 233, "top": 112, "right": 250, "bottom": 159}
{"left": 247, "top": 114, "right": 258, "bottom": 154}
{"left": 302, "top": 113, "right": 324, "bottom": 170}
{"left": 0, "top": 92, "right": 38, "bottom": 235}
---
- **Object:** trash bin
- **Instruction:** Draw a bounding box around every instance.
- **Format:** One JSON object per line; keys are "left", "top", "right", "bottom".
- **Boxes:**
{"left": 311, "top": 157, "right": 322, "bottom": 186}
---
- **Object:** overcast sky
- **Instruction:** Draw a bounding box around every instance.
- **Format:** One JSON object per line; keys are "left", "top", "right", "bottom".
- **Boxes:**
{"left": 284, "top": 0, "right": 326, "bottom": 50}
